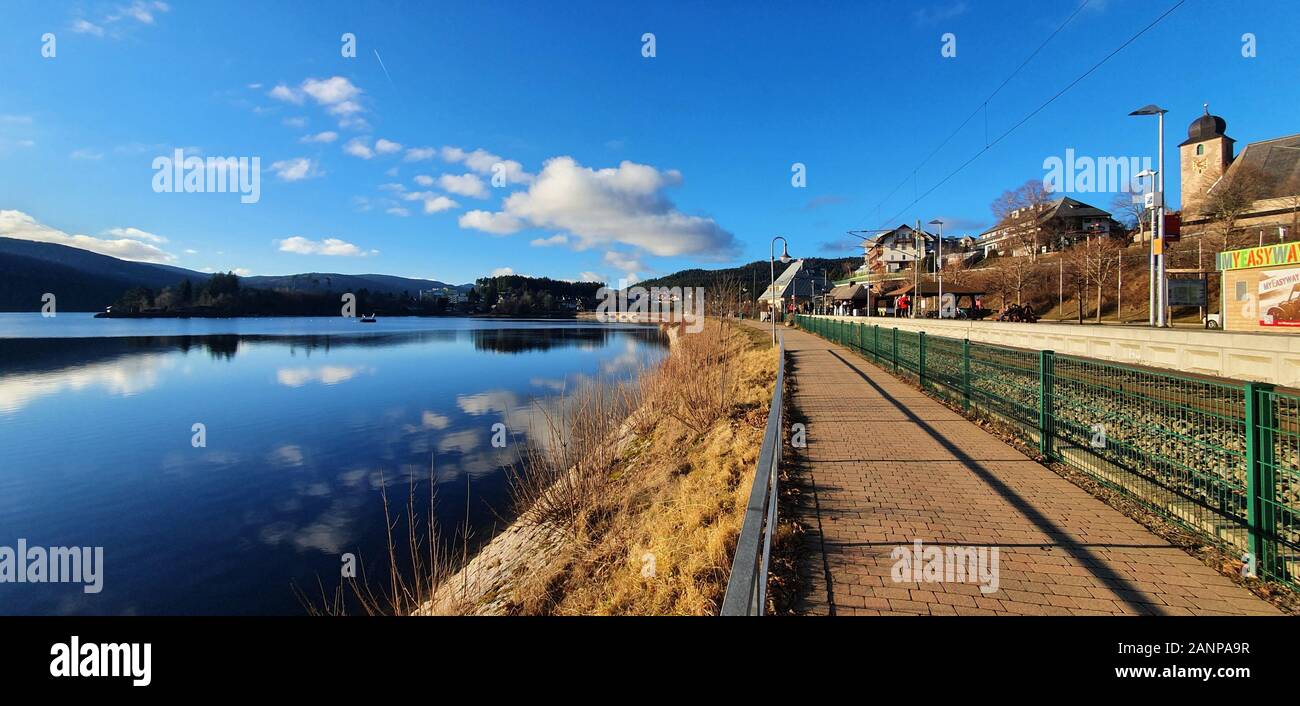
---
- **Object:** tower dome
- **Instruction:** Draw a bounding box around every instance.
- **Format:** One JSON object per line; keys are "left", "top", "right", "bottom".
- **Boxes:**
{"left": 1187, "top": 104, "right": 1227, "bottom": 142}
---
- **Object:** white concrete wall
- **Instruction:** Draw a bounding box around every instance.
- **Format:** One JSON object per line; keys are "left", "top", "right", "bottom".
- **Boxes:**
{"left": 807, "top": 315, "right": 1300, "bottom": 388}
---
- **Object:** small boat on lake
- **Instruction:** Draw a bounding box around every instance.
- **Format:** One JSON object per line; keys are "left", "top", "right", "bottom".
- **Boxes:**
{"left": 360, "top": 314, "right": 377, "bottom": 323}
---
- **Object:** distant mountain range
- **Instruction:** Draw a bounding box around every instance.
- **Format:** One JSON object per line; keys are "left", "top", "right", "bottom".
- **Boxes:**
{"left": 635, "top": 256, "right": 861, "bottom": 292}
{"left": 0, "top": 237, "right": 470, "bottom": 312}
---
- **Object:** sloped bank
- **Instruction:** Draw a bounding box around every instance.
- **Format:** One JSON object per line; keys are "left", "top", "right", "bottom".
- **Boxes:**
{"left": 418, "top": 318, "right": 778, "bottom": 615}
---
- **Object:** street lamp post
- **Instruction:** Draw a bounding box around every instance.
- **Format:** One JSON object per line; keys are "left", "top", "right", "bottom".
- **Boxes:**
{"left": 770, "top": 236, "right": 791, "bottom": 345}
{"left": 1131, "top": 105, "right": 1168, "bottom": 327}
{"left": 929, "top": 219, "right": 945, "bottom": 318}
{"left": 1136, "top": 167, "right": 1157, "bottom": 326}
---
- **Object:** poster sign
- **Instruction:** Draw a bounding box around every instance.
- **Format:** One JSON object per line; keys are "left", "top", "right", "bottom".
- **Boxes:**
{"left": 1258, "top": 269, "right": 1300, "bottom": 327}
{"left": 1167, "top": 279, "right": 1205, "bottom": 307}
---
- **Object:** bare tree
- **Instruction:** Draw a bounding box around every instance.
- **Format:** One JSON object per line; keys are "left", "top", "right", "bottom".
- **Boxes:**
{"left": 1059, "top": 242, "right": 1091, "bottom": 323}
{"left": 940, "top": 253, "right": 974, "bottom": 290}
{"left": 1110, "top": 192, "right": 1144, "bottom": 242}
{"left": 1084, "top": 236, "right": 1124, "bottom": 323}
{"left": 1199, "top": 164, "right": 1267, "bottom": 254}
{"left": 989, "top": 254, "right": 1041, "bottom": 308}
{"left": 990, "top": 180, "right": 1054, "bottom": 263}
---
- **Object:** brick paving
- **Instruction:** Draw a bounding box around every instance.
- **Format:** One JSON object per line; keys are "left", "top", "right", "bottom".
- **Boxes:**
{"left": 777, "top": 325, "right": 1279, "bottom": 616}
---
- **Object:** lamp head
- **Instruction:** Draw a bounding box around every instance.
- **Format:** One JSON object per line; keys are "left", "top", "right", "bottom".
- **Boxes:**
{"left": 1129, "top": 104, "right": 1167, "bottom": 116}
{"left": 779, "top": 242, "right": 792, "bottom": 264}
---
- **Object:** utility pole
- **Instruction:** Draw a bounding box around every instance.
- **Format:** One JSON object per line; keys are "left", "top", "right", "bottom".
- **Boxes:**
{"left": 1058, "top": 257, "right": 1063, "bottom": 322}
{"left": 913, "top": 219, "right": 921, "bottom": 318}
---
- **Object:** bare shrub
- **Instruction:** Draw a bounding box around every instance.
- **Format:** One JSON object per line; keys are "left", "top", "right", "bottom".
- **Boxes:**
{"left": 507, "top": 379, "right": 636, "bottom": 541}
{"left": 297, "top": 471, "right": 463, "bottom": 615}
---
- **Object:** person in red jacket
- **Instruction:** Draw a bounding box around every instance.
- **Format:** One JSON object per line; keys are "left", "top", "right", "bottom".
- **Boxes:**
{"left": 896, "top": 294, "right": 909, "bottom": 317}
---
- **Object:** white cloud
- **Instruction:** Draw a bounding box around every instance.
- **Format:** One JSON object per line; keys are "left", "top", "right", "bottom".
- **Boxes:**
{"left": 421, "top": 411, "right": 450, "bottom": 429}
{"left": 603, "top": 250, "right": 644, "bottom": 274}
{"left": 579, "top": 271, "right": 604, "bottom": 282}
{"left": 402, "top": 192, "right": 459, "bottom": 214}
{"left": 374, "top": 138, "right": 402, "bottom": 155}
{"left": 70, "top": 148, "right": 104, "bottom": 160}
{"left": 276, "top": 365, "right": 371, "bottom": 387}
{"left": 110, "top": 1, "right": 169, "bottom": 24}
{"left": 300, "top": 76, "right": 359, "bottom": 104}
{"left": 459, "top": 157, "right": 736, "bottom": 258}
{"left": 386, "top": 207, "right": 410, "bottom": 217}
{"left": 269, "top": 76, "right": 365, "bottom": 127}
{"left": 413, "top": 175, "right": 434, "bottom": 187}
{"left": 268, "top": 84, "right": 304, "bottom": 105}
{"left": 530, "top": 234, "right": 567, "bottom": 247}
{"left": 343, "top": 137, "right": 373, "bottom": 159}
{"left": 404, "top": 147, "right": 437, "bottom": 162}
{"left": 71, "top": 19, "right": 105, "bottom": 36}
{"left": 458, "top": 210, "right": 522, "bottom": 235}
{"left": 183, "top": 248, "right": 198, "bottom": 254}
{"left": 282, "top": 116, "right": 307, "bottom": 128}
{"left": 0, "top": 210, "right": 176, "bottom": 264}
{"left": 270, "top": 157, "right": 323, "bottom": 181}
{"left": 491, "top": 267, "right": 515, "bottom": 277}
{"left": 103, "top": 227, "right": 167, "bottom": 243}
{"left": 438, "top": 173, "right": 489, "bottom": 199}
{"left": 277, "top": 236, "right": 377, "bottom": 257}
{"left": 442, "top": 146, "right": 533, "bottom": 184}
{"left": 337, "top": 114, "right": 370, "bottom": 132}
{"left": 71, "top": 2, "right": 168, "bottom": 39}
{"left": 232, "top": 267, "right": 253, "bottom": 277}
{"left": 300, "top": 131, "right": 338, "bottom": 143}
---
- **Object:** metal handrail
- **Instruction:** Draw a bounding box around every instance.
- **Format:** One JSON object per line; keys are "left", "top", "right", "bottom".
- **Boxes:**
{"left": 720, "top": 334, "right": 785, "bottom": 615}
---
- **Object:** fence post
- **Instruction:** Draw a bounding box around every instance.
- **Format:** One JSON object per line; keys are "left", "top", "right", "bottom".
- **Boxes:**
{"left": 918, "top": 331, "right": 927, "bottom": 389}
{"left": 892, "top": 327, "right": 899, "bottom": 372}
{"left": 1038, "top": 350, "right": 1055, "bottom": 460}
{"left": 873, "top": 325, "right": 880, "bottom": 361}
{"left": 962, "top": 338, "right": 971, "bottom": 413}
{"left": 1244, "top": 381, "right": 1277, "bottom": 578}
{"left": 857, "top": 322, "right": 864, "bottom": 354}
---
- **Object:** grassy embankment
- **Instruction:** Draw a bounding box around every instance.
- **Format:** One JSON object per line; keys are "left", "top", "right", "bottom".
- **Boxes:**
{"left": 416, "top": 317, "right": 779, "bottom": 615}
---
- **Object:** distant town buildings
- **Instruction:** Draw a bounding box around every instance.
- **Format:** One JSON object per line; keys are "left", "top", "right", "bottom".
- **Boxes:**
{"left": 976, "top": 196, "right": 1121, "bottom": 258}
{"left": 854, "top": 225, "right": 969, "bottom": 277}
{"left": 757, "top": 259, "right": 831, "bottom": 311}
{"left": 420, "top": 286, "right": 467, "bottom": 304}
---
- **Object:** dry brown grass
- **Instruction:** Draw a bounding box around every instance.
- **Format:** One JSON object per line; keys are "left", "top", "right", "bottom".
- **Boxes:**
{"left": 503, "top": 317, "right": 777, "bottom": 615}
{"left": 297, "top": 471, "right": 467, "bottom": 616}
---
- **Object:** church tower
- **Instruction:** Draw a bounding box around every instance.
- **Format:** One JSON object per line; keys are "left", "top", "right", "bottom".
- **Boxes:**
{"left": 1179, "top": 104, "right": 1234, "bottom": 217}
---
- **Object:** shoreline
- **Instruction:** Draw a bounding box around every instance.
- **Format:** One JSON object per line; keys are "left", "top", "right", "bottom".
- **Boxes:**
{"left": 417, "top": 319, "right": 777, "bottom": 615}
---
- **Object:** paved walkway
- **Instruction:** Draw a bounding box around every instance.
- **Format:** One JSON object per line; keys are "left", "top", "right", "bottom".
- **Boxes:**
{"left": 778, "top": 325, "right": 1279, "bottom": 616}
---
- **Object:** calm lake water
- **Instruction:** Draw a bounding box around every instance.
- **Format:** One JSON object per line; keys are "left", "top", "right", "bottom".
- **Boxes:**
{"left": 0, "top": 314, "right": 666, "bottom": 615}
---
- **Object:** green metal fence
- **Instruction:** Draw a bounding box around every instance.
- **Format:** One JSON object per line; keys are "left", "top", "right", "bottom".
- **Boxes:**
{"left": 794, "top": 314, "right": 1300, "bottom": 589}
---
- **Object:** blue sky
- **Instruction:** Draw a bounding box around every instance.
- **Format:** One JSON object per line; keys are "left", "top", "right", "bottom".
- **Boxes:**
{"left": 2, "top": 0, "right": 1298, "bottom": 285}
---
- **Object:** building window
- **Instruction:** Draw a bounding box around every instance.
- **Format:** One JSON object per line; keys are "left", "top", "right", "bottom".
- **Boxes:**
{"left": 1196, "top": 144, "right": 1205, "bottom": 156}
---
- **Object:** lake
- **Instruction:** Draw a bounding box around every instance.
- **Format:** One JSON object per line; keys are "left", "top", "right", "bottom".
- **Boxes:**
{"left": 0, "top": 314, "right": 667, "bottom": 615}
